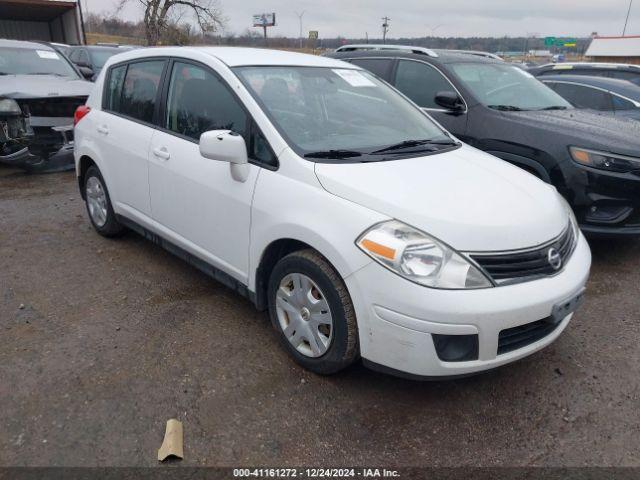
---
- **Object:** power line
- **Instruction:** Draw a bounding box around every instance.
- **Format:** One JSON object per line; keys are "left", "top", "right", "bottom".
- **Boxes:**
{"left": 382, "top": 16, "right": 390, "bottom": 43}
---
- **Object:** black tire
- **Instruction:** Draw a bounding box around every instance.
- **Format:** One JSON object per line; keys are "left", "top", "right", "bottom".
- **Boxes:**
{"left": 84, "top": 165, "right": 125, "bottom": 237}
{"left": 267, "top": 249, "right": 359, "bottom": 375}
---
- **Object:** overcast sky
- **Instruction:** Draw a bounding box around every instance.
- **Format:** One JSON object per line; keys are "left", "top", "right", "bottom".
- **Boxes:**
{"left": 84, "top": 0, "right": 638, "bottom": 39}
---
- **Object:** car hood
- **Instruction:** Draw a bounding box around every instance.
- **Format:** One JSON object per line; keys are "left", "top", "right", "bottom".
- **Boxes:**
{"left": 314, "top": 144, "right": 568, "bottom": 252}
{"left": 504, "top": 109, "right": 640, "bottom": 156}
{"left": 0, "top": 75, "right": 93, "bottom": 99}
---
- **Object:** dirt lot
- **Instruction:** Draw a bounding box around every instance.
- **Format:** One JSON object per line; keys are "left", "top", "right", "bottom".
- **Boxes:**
{"left": 0, "top": 167, "right": 639, "bottom": 468}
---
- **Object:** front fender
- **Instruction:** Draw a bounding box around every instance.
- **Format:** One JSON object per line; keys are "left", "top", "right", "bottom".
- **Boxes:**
{"left": 248, "top": 168, "right": 387, "bottom": 291}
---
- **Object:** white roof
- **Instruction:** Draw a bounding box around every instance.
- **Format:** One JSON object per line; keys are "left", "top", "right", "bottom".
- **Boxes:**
{"left": 585, "top": 36, "right": 640, "bottom": 57}
{"left": 107, "top": 46, "right": 352, "bottom": 68}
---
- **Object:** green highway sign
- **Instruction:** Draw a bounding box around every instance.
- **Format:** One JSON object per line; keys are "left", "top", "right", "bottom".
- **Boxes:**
{"left": 544, "top": 36, "right": 556, "bottom": 46}
{"left": 555, "top": 38, "right": 576, "bottom": 47}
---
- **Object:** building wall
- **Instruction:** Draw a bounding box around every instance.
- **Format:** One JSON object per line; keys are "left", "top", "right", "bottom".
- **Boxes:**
{"left": 0, "top": 20, "right": 51, "bottom": 41}
{"left": 62, "top": 8, "right": 81, "bottom": 44}
{"left": 588, "top": 56, "right": 640, "bottom": 65}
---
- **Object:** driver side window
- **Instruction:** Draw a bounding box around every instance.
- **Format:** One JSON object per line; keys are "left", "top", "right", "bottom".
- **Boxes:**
{"left": 165, "top": 62, "right": 248, "bottom": 141}
{"left": 165, "top": 61, "right": 277, "bottom": 167}
{"left": 394, "top": 60, "right": 455, "bottom": 109}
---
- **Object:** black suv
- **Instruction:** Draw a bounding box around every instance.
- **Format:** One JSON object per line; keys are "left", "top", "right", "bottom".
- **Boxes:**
{"left": 327, "top": 45, "right": 640, "bottom": 236}
{"left": 529, "top": 62, "right": 640, "bottom": 86}
{"left": 67, "top": 45, "right": 135, "bottom": 81}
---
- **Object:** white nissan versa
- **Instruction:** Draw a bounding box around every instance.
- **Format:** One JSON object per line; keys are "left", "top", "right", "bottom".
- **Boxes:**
{"left": 74, "top": 47, "right": 591, "bottom": 379}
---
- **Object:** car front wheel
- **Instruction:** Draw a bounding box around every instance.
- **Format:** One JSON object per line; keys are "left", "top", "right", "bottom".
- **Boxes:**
{"left": 267, "top": 249, "right": 359, "bottom": 375}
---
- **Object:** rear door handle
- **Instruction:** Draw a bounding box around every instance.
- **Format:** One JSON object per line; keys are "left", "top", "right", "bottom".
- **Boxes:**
{"left": 97, "top": 125, "right": 109, "bottom": 135}
{"left": 153, "top": 147, "right": 170, "bottom": 160}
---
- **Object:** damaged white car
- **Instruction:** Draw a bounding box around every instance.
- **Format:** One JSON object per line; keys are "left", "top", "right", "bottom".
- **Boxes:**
{"left": 0, "top": 39, "right": 93, "bottom": 172}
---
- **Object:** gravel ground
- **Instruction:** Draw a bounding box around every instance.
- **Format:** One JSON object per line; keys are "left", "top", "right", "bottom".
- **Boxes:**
{"left": 0, "top": 167, "right": 639, "bottom": 468}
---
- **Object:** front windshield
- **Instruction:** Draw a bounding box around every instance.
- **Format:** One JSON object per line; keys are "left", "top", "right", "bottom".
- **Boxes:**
{"left": 450, "top": 63, "right": 572, "bottom": 111}
{"left": 0, "top": 47, "right": 79, "bottom": 78}
{"left": 91, "top": 50, "right": 119, "bottom": 69}
{"left": 235, "top": 66, "right": 453, "bottom": 159}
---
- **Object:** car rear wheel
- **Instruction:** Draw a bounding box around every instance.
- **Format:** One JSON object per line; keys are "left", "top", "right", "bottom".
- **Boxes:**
{"left": 268, "top": 249, "right": 359, "bottom": 375}
{"left": 84, "top": 165, "right": 124, "bottom": 237}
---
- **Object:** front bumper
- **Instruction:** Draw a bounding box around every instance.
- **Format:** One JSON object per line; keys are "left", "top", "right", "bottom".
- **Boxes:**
{"left": 563, "top": 161, "right": 640, "bottom": 236}
{"left": 345, "top": 232, "right": 591, "bottom": 378}
{"left": 0, "top": 123, "right": 74, "bottom": 173}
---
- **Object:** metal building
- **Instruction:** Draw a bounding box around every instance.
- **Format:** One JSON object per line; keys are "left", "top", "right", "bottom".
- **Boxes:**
{"left": 585, "top": 36, "right": 640, "bottom": 64}
{"left": 0, "top": 0, "right": 85, "bottom": 45}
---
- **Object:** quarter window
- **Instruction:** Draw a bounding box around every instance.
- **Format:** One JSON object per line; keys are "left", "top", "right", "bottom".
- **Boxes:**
{"left": 104, "top": 64, "right": 127, "bottom": 113}
{"left": 394, "top": 60, "right": 455, "bottom": 109}
{"left": 118, "top": 60, "right": 165, "bottom": 123}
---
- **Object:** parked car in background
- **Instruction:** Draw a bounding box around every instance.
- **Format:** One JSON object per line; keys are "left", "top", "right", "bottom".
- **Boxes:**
{"left": 67, "top": 45, "right": 136, "bottom": 81}
{"left": 529, "top": 62, "right": 640, "bottom": 86}
{"left": 0, "top": 39, "right": 93, "bottom": 172}
{"left": 74, "top": 47, "right": 590, "bottom": 379}
{"left": 45, "top": 42, "right": 71, "bottom": 57}
{"left": 327, "top": 46, "right": 640, "bottom": 236}
{"left": 541, "top": 74, "right": 640, "bottom": 120}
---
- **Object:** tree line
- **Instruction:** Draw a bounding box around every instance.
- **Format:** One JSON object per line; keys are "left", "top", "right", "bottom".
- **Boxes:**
{"left": 85, "top": 8, "right": 589, "bottom": 54}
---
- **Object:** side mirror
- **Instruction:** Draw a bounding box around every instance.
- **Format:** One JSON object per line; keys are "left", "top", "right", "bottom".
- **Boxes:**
{"left": 434, "top": 91, "right": 465, "bottom": 113}
{"left": 78, "top": 66, "right": 94, "bottom": 80}
{"left": 199, "top": 130, "right": 249, "bottom": 182}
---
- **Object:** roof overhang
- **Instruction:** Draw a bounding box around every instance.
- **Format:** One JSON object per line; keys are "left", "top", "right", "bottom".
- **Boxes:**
{"left": 586, "top": 36, "right": 640, "bottom": 57}
{"left": 0, "top": 0, "right": 77, "bottom": 22}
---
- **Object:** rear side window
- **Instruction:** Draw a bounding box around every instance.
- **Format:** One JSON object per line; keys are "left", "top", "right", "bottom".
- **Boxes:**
{"left": 105, "top": 64, "right": 127, "bottom": 112}
{"left": 118, "top": 60, "right": 165, "bottom": 123}
{"left": 349, "top": 58, "right": 393, "bottom": 80}
{"left": 551, "top": 83, "right": 613, "bottom": 111}
{"left": 394, "top": 60, "right": 455, "bottom": 108}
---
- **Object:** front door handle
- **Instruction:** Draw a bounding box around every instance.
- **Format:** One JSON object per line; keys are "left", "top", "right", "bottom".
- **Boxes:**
{"left": 97, "top": 125, "right": 109, "bottom": 135}
{"left": 153, "top": 147, "right": 170, "bottom": 160}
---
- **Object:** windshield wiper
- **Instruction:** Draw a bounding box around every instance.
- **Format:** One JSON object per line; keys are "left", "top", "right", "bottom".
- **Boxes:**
{"left": 370, "top": 137, "right": 458, "bottom": 155}
{"left": 30, "top": 72, "right": 64, "bottom": 76}
{"left": 538, "top": 106, "right": 569, "bottom": 111}
{"left": 304, "top": 149, "right": 362, "bottom": 159}
{"left": 487, "top": 105, "right": 526, "bottom": 111}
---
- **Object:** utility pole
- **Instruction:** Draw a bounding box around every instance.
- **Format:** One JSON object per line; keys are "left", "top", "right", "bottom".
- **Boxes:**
{"left": 295, "top": 10, "right": 305, "bottom": 49}
{"left": 623, "top": 0, "right": 634, "bottom": 36}
{"left": 382, "top": 16, "right": 390, "bottom": 43}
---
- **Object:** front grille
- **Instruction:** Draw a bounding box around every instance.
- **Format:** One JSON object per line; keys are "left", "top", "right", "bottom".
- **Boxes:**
{"left": 497, "top": 318, "right": 560, "bottom": 355}
{"left": 470, "top": 225, "right": 575, "bottom": 284}
{"left": 19, "top": 97, "right": 87, "bottom": 118}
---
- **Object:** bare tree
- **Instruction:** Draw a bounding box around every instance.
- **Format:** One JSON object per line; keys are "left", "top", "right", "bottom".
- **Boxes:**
{"left": 118, "top": 0, "right": 225, "bottom": 46}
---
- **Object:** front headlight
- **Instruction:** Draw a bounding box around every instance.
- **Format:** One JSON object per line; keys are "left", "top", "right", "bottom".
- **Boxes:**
{"left": 557, "top": 193, "right": 580, "bottom": 239}
{"left": 356, "top": 220, "right": 493, "bottom": 289}
{"left": 570, "top": 146, "right": 640, "bottom": 174}
{"left": 0, "top": 98, "right": 21, "bottom": 115}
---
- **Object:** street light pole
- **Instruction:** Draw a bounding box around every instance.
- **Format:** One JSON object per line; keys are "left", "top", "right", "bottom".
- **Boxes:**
{"left": 623, "top": 0, "right": 634, "bottom": 36}
{"left": 295, "top": 11, "right": 305, "bottom": 49}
